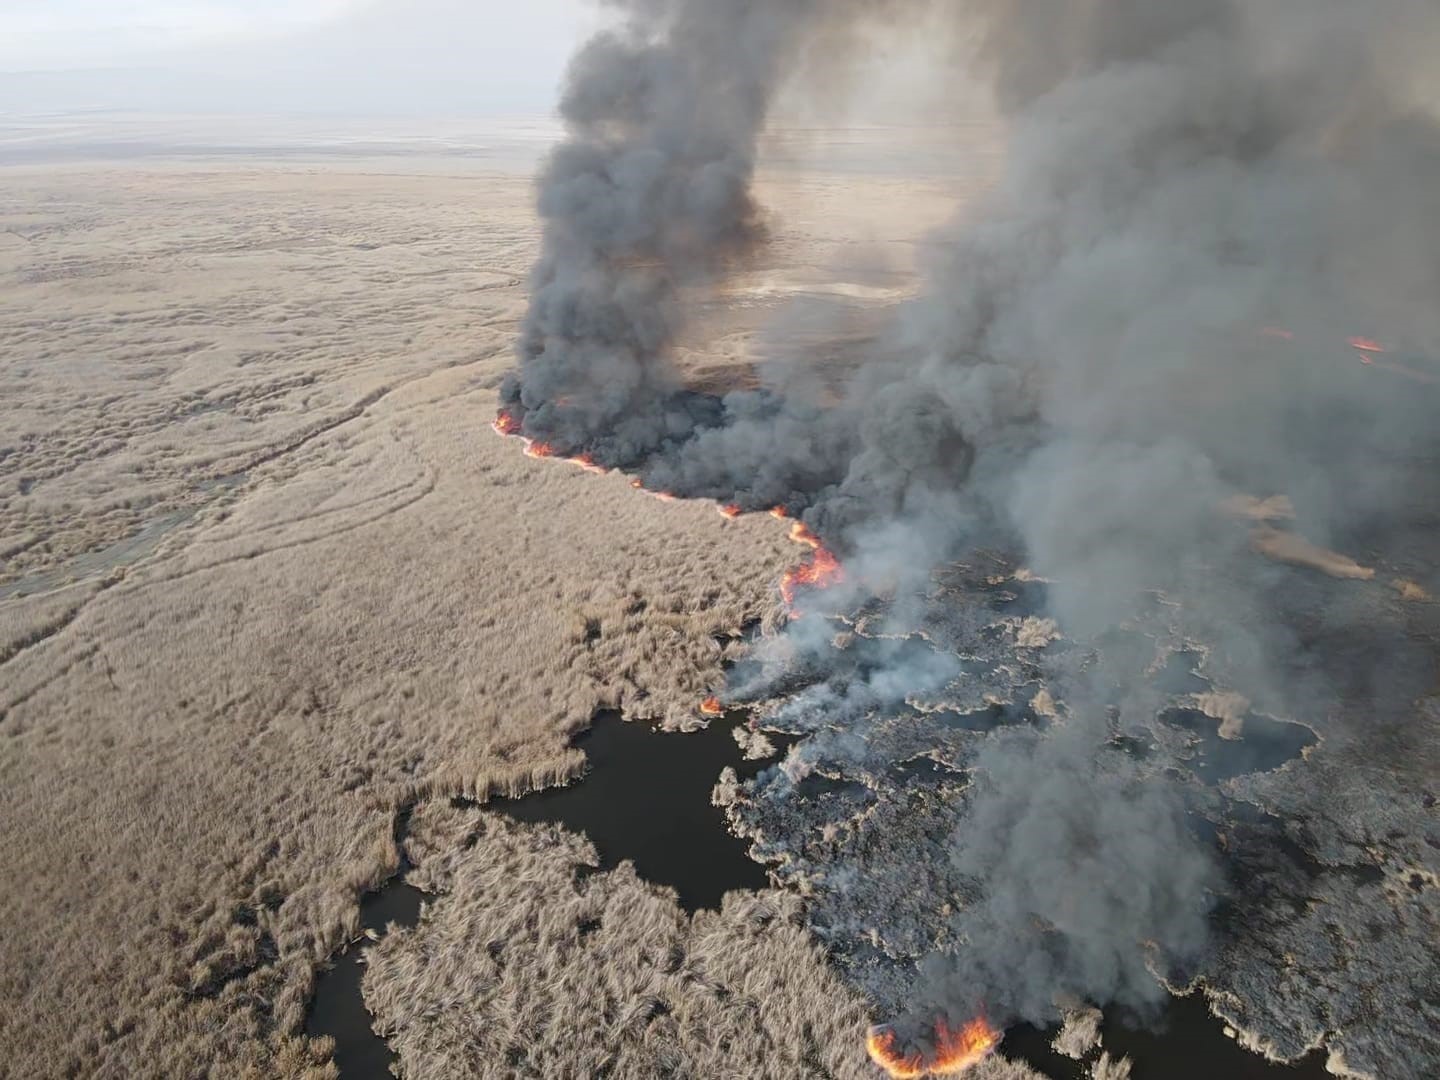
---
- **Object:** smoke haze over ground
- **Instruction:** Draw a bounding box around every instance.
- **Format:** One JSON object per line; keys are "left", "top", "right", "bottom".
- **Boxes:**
{"left": 503, "top": 0, "right": 1440, "bottom": 1043}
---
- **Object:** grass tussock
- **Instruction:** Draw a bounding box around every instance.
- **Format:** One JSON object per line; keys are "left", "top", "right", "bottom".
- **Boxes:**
{"left": 370, "top": 804, "right": 1046, "bottom": 1079}
{"left": 366, "top": 807, "right": 881, "bottom": 1078}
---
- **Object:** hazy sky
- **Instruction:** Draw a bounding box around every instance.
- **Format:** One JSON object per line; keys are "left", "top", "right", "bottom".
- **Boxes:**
{"left": 0, "top": 0, "right": 600, "bottom": 114}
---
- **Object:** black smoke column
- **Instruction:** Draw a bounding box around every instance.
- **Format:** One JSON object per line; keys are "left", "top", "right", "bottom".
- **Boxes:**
{"left": 503, "top": 1, "right": 833, "bottom": 465}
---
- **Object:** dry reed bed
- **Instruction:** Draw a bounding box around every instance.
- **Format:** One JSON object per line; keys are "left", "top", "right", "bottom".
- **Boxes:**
{"left": 0, "top": 163, "right": 801, "bottom": 1076}
{"left": 365, "top": 803, "right": 1047, "bottom": 1079}
{"left": 0, "top": 152, "right": 983, "bottom": 1076}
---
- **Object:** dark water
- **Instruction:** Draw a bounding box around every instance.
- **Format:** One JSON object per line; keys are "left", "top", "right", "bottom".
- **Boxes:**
{"left": 1161, "top": 707, "right": 1318, "bottom": 783}
{"left": 1004, "top": 994, "right": 1331, "bottom": 1080}
{"left": 304, "top": 810, "right": 426, "bottom": 1079}
{"left": 305, "top": 711, "right": 779, "bottom": 1077}
{"left": 303, "top": 877, "right": 425, "bottom": 1077}
{"left": 488, "top": 710, "right": 788, "bottom": 913}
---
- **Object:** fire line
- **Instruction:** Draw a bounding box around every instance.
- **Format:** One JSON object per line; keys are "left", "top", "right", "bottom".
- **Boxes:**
{"left": 491, "top": 411, "right": 846, "bottom": 608}
{"left": 866, "top": 1018, "right": 1002, "bottom": 1078}
{"left": 779, "top": 515, "right": 844, "bottom": 611}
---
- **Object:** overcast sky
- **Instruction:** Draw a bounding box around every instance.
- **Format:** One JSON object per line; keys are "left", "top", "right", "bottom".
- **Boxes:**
{"left": 0, "top": 0, "right": 600, "bottom": 114}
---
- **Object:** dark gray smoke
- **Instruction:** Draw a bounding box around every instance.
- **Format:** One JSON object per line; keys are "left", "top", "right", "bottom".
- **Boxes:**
{"left": 915, "top": 719, "right": 1219, "bottom": 1034}
{"left": 506, "top": 0, "right": 1440, "bottom": 1041}
{"left": 501, "top": 0, "right": 896, "bottom": 466}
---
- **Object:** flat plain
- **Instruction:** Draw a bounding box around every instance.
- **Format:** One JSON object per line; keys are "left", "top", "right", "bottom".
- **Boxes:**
{"left": 0, "top": 123, "right": 985, "bottom": 1077}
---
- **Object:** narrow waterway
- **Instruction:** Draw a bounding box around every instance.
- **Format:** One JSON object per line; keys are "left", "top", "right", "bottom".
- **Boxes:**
{"left": 303, "top": 810, "right": 425, "bottom": 1078}
{"left": 1, "top": 472, "right": 247, "bottom": 600}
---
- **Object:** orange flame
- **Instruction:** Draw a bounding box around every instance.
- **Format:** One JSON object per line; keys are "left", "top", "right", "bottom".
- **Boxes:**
{"left": 789, "top": 521, "right": 822, "bottom": 550}
{"left": 778, "top": 516, "right": 844, "bottom": 609}
{"left": 1256, "top": 327, "right": 1395, "bottom": 362}
{"left": 867, "top": 1018, "right": 1002, "bottom": 1078}
{"left": 929, "top": 1018, "right": 1004, "bottom": 1075}
{"left": 770, "top": 506, "right": 790, "bottom": 520}
{"left": 866, "top": 1028, "right": 926, "bottom": 1080}
{"left": 781, "top": 546, "right": 844, "bottom": 608}
{"left": 495, "top": 411, "right": 608, "bottom": 469}
{"left": 627, "top": 478, "right": 676, "bottom": 501}
{"left": 568, "top": 452, "right": 607, "bottom": 475}
{"left": 718, "top": 504, "right": 743, "bottom": 519}
{"left": 700, "top": 696, "right": 724, "bottom": 716}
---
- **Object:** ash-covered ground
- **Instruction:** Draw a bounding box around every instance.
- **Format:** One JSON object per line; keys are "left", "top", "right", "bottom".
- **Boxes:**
{"left": 722, "top": 540, "right": 1440, "bottom": 1077}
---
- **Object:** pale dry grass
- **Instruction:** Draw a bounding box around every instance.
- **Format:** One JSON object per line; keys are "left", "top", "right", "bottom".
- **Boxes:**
{"left": 367, "top": 803, "right": 1045, "bottom": 1080}
{"left": 0, "top": 146, "right": 974, "bottom": 1076}
{"left": 1249, "top": 525, "right": 1375, "bottom": 580}
{"left": 369, "top": 805, "right": 874, "bottom": 1078}
{"left": 1190, "top": 691, "right": 1251, "bottom": 740}
{"left": 1052, "top": 1008, "right": 1102, "bottom": 1060}
{"left": 0, "top": 161, "right": 790, "bottom": 1077}
{"left": 1089, "top": 1052, "right": 1132, "bottom": 1080}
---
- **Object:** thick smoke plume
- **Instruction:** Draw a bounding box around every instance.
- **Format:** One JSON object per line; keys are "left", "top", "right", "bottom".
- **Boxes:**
{"left": 507, "top": 0, "right": 1440, "bottom": 1037}
{"left": 918, "top": 719, "right": 1218, "bottom": 1031}
{"left": 501, "top": 0, "right": 891, "bottom": 467}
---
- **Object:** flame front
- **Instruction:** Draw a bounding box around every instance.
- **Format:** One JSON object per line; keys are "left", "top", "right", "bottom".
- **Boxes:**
{"left": 493, "top": 411, "right": 607, "bottom": 472}
{"left": 1255, "top": 327, "right": 1393, "bottom": 362}
{"left": 718, "top": 504, "right": 743, "bottom": 519}
{"left": 569, "top": 452, "right": 607, "bottom": 475}
{"left": 867, "top": 1018, "right": 1002, "bottom": 1078}
{"left": 929, "top": 1018, "right": 1003, "bottom": 1075}
{"left": 492, "top": 410, "right": 523, "bottom": 437}
{"left": 781, "top": 545, "right": 844, "bottom": 608}
{"left": 866, "top": 1028, "right": 926, "bottom": 1079}
{"left": 629, "top": 478, "right": 677, "bottom": 501}
{"left": 700, "top": 696, "right": 724, "bottom": 716}
{"left": 778, "top": 515, "right": 844, "bottom": 609}
{"left": 789, "top": 521, "right": 822, "bottom": 549}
